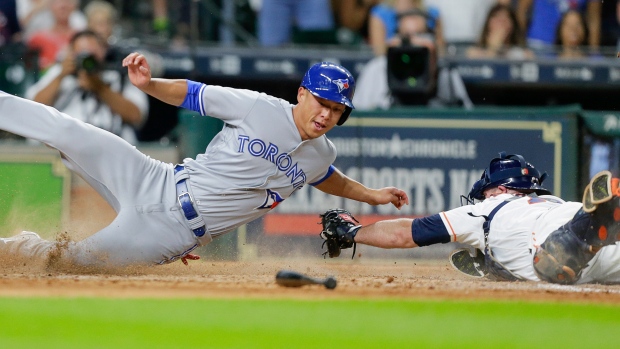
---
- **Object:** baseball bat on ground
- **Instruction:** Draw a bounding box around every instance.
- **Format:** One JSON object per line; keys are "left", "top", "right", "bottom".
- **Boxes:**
{"left": 275, "top": 270, "right": 337, "bottom": 290}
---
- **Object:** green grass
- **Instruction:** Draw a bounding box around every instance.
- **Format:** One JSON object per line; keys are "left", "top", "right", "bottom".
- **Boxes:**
{"left": 0, "top": 298, "right": 619, "bottom": 348}
{"left": 0, "top": 162, "right": 65, "bottom": 236}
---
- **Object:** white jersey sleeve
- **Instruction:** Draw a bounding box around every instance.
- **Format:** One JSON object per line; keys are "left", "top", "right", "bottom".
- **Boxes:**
{"left": 412, "top": 196, "right": 508, "bottom": 250}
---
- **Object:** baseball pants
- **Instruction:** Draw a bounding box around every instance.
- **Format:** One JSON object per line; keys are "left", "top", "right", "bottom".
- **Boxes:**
{"left": 0, "top": 92, "right": 200, "bottom": 267}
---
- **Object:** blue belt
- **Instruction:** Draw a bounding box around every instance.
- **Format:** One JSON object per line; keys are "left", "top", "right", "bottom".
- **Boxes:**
{"left": 174, "top": 165, "right": 206, "bottom": 237}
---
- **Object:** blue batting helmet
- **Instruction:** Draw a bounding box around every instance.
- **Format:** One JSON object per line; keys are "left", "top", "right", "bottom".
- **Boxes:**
{"left": 468, "top": 152, "right": 551, "bottom": 201}
{"left": 301, "top": 62, "right": 355, "bottom": 126}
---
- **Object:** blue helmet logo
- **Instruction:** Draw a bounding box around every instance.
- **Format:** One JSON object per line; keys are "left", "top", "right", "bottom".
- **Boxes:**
{"left": 301, "top": 62, "right": 356, "bottom": 125}
{"left": 332, "top": 78, "right": 350, "bottom": 93}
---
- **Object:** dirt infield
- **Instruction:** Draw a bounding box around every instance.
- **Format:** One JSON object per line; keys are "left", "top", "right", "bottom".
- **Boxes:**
{"left": 2, "top": 185, "right": 620, "bottom": 304}
{"left": 2, "top": 258, "right": 620, "bottom": 304}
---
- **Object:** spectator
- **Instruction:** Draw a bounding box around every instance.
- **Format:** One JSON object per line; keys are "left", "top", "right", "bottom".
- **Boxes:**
{"left": 16, "top": 0, "right": 86, "bottom": 41}
{"left": 83, "top": 0, "right": 123, "bottom": 66}
{"left": 516, "top": 0, "right": 601, "bottom": 51}
{"left": 26, "top": 30, "right": 148, "bottom": 144}
{"left": 423, "top": 0, "right": 497, "bottom": 46}
{"left": 0, "top": 0, "right": 21, "bottom": 46}
{"left": 257, "top": 0, "right": 335, "bottom": 46}
{"left": 331, "top": 0, "right": 381, "bottom": 43}
{"left": 26, "top": 0, "right": 83, "bottom": 71}
{"left": 600, "top": 0, "right": 620, "bottom": 49}
{"left": 152, "top": 0, "right": 169, "bottom": 36}
{"left": 368, "top": 0, "right": 443, "bottom": 56}
{"left": 84, "top": 0, "right": 116, "bottom": 45}
{"left": 354, "top": 9, "right": 465, "bottom": 109}
{"left": 466, "top": 3, "right": 533, "bottom": 59}
{"left": 554, "top": 9, "right": 591, "bottom": 60}
{"left": 0, "top": 0, "right": 23, "bottom": 140}
{"left": 84, "top": 0, "right": 164, "bottom": 76}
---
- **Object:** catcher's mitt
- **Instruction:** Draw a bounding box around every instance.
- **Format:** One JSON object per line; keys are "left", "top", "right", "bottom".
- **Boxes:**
{"left": 319, "top": 208, "right": 361, "bottom": 259}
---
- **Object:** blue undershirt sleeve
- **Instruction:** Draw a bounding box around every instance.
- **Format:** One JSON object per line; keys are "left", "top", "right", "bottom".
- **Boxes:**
{"left": 411, "top": 214, "right": 451, "bottom": 246}
{"left": 309, "top": 165, "right": 336, "bottom": 186}
{"left": 180, "top": 80, "right": 207, "bottom": 115}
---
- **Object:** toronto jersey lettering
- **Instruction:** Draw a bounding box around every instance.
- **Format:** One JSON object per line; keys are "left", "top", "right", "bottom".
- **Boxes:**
{"left": 236, "top": 134, "right": 307, "bottom": 189}
{"left": 177, "top": 81, "right": 337, "bottom": 236}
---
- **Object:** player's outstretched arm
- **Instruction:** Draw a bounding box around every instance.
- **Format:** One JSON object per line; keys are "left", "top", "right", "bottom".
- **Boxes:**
{"left": 122, "top": 52, "right": 188, "bottom": 107}
{"left": 314, "top": 168, "right": 409, "bottom": 209}
{"left": 355, "top": 218, "right": 418, "bottom": 249}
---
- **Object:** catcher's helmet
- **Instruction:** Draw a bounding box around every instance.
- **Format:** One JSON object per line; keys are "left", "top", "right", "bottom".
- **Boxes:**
{"left": 301, "top": 62, "right": 355, "bottom": 126}
{"left": 468, "top": 152, "right": 551, "bottom": 201}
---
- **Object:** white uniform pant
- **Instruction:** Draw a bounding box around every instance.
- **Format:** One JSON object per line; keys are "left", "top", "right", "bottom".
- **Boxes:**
{"left": 578, "top": 244, "right": 620, "bottom": 284}
{"left": 0, "top": 92, "right": 200, "bottom": 267}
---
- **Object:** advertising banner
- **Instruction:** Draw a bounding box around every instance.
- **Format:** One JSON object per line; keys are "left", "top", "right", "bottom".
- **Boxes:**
{"left": 264, "top": 110, "right": 577, "bottom": 236}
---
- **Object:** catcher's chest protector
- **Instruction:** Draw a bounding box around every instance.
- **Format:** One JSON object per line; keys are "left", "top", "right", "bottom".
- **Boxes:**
{"left": 478, "top": 199, "right": 526, "bottom": 282}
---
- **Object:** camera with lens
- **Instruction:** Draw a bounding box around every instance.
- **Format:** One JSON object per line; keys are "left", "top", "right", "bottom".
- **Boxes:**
{"left": 387, "top": 45, "right": 433, "bottom": 95}
{"left": 74, "top": 52, "right": 101, "bottom": 74}
{"left": 387, "top": 9, "right": 438, "bottom": 105}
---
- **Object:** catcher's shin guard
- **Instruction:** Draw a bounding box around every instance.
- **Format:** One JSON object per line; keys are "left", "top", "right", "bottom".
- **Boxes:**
{"left": 533, "top": 226, "right": 595, "bottom": 284}
{"left": 533, "top": 171, "right": 620, "bottom": 284}
{"left": 319, "top": 209, "right": 361, "bottom": 258}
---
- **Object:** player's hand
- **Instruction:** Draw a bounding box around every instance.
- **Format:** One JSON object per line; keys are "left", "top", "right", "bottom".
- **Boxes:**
{"left": 372, "top": 187, "right": 410, "bottom": 210}
{"left": 181, "top": 253, "right": 200, "bottom": 265}
{"left": 123, "top": 52, "right": 152, "bottom": 90}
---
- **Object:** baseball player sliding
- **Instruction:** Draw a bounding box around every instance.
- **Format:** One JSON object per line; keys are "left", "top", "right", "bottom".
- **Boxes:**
{"left": 0, "top": 54, "right": 408, "bottom": 268}
{"left": 321, "top": 152, "right": 620, "bottom": 285}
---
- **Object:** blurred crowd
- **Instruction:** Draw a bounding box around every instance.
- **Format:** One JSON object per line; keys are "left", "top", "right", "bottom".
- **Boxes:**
{"left": 3, "top": 1, "right": 619, "bottom": 66}
{"left": 1, "top": 0, "right": 620, "bottom": 141}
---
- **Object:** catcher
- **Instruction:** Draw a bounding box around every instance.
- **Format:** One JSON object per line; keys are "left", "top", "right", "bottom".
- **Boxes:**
{"left": 320, "top": 152, "right": 620, "bottom": 285}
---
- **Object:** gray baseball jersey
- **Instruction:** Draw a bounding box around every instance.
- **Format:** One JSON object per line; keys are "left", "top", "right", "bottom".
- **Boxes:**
{"left": 0, "top": 84, "right": 336, "bottom": 267}
{"left": 181, "top": 84, "right": 336, "bottom": 237}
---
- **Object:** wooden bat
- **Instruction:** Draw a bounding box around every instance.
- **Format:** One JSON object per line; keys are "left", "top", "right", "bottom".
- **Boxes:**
{"left": 275, "top": 270, "right": 337, "bottom": 290}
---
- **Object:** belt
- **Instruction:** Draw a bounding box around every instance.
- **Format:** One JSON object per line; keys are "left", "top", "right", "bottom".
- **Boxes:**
{"left": 174, "top": 164, "right": 206, "bottom": 238}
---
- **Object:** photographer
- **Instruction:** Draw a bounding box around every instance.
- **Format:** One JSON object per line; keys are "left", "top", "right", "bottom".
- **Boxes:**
{"left": 26, "top": 29, "right": 148, "bottom": 144}
{"left": 354, "top": 8, "right": 438, "bottom": 109}
{"left": 354, "top": 8, "right": 471, "bottom": 110}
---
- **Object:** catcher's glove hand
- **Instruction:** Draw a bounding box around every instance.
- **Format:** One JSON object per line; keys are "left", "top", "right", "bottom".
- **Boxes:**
{"left": 319, "top": 208, "right": 361, "bottom": 259}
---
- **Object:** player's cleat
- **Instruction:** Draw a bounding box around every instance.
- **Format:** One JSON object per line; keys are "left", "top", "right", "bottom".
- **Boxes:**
{"left": 0, "top": 231, "right": 41, "bottom": 244}
{"left": 449, "top": 248, "right": 487, "bottom": 278}
{"left": 579, "top": 171, "right": 620, "bottom": 247}
{"left": 582, "top": 171, "right": 620, "bottom": 213}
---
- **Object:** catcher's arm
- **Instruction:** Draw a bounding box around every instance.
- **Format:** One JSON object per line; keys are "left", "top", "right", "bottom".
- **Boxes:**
{"left": 314, "top": 168, "right": 409, "bottom": 209}
{"left": 353, "top": 218, "right": 417, "bottom": 249}
{"left": 319, "top": 209, "right": 416, "bottom": 258}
